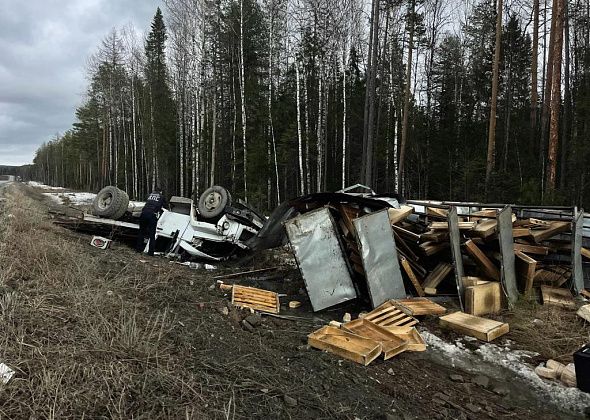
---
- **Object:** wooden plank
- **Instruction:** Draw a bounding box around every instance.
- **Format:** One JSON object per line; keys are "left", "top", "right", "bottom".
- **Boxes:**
{"left": 394, "top": 231, "right": 420, "bottom": 263}
{"left": 338, "top": 204, "right": 361, "bottom": 238}
{"left": 427, "top": 207, "right": 449, "bottom": 218}
{"left": 581, "top": 247, "right": 590, "bottom": 260}
{"left": 420, "top": 241, "right": 450, "bottom": 256}
{"left": 391, "top": 225, "right": 421, "bottom": 242}
{"left": 514, "top": 251, "right": 537, "bottom": 297}
{"left": 577, "top": 305, "right": 590, "bottom": 322}
{"left": 231, "top": 285, "right": 280, "bottom": 314}
{"left": 422, "top": 263, "right": 453, "bottom": 295}
{"left": 512, "top": 228, "right": 531, "bottom": 238}
{"left": 529, "top": 221, "right": 570, "bottom": 243}
{"left": 540, "top": 285, "right": 576, "bottom": 309}
{"left": 464, "top": 282, "right": 502, "bottom": 316}
{"left": 513, "top": 243, "right": 549, "bottom": 255}
{"left": 439, "top": 312, "right": 509, "bottom": 342}
{"left": 342, "top": 319, "right": 409, "bottom": 360}
{"left": 388, "top": 206, "right": 414, "bottom": 225}
{"left": 464, "top": 239, "right": 501, "bottom": 281}
{"left": 308, "top": 325, "right": 382, "bottom": 366}
{"left": 472, "top": 219, "right": 497, "bottom": 238}
{"left": 430, "top": 221, "right": 476, "bottom": 230}
{"left": 420, "top": 230, "right": 449, "bottom": 242}
{"left": 581, "top": 289, "right": 590, "bottom": 300}
{"left": 469, "top": 209, "right": 499, "bottom": 218}
{"left": 400, "top": 257, "right": 425, "bottom": 297}
{"left": 462, "top": 276, "right": 489, "bottom": 287}
{"left": 393, "top": 297, "right": 446, "bottom": 316}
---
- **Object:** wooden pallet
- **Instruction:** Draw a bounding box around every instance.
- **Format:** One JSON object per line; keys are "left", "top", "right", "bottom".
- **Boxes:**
{"left": 364, "top": 300, "right": 418, "bottom": 331}
{"left": 231, "top": 285, "right": 280, "bottom": 314}
{"left": 439, "top": 312, "right": 509, "bottom": 342}
{"left": 308, "top": 325, "right": 382, "bottom": 366}
{"left": 343, "top": 319, "right": 408, "bottom": 360}
{"left": 393, "top": 297, "right": 446, "bottom": 316}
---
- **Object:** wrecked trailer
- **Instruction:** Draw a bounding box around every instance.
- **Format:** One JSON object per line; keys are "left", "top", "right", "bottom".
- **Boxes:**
{"left": 248, "top": 186, "right": 408, "bottom": 311}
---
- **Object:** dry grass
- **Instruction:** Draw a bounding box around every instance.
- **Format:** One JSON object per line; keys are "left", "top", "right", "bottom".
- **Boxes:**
{"left": 505, "top": 298, "right": 590, "bottom": 364}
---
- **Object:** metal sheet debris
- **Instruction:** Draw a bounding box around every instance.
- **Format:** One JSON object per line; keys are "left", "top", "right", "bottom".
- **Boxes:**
{"left": 448, "top": 207, "right": 465, "bottom": 311}
{"left": 285, "top": 207, "right": 357, "bottom": 311}
{"left": 353, "top": 209, "right": 406, "bottom": 307}
{"left": 498, "top": 206, "right": 518, "bottom": 305}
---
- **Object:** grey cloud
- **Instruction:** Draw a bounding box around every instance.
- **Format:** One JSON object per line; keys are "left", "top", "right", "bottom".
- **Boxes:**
{"left": 0, "top": 0, "right": 161, "bottom": 165}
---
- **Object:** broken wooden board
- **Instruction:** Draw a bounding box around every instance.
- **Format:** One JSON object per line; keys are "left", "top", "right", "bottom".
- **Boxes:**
{"left": 423, "top": 262, "right": 453, "bottom": 295}
{"left": 577, "top": 305, "right": 590, "bottom": 322}
{"left": 439, "top": 312, "right": 509, "bottom": 342}
{"left": 472, "top": 219, "right": 497, "bottom": 238}
{"left": 465, "top": 282, "right": 502, "bottom": 316}
{"left": 391, "top": 225, "right": 421, "bottom": 242}
{"left": 513, "top": 243, "right": 549, "bottom": 256}
{"left": 342, "top": 319, "right": 409, "bottom": 360}
{"left": 462, "top": 277, "right": 490, "bottom": 288}
{"left": 581, "top": 289, "right": 590, "bottom": 300}
{"left": 582, "top": 247, "right": 590, "bottom": 260}
{"left": 393, "top": 297, "right": 446, "bottom": 316}
{"left": 393, "top": 327, "right": 426, "bottom": 352}
{"left": 308, "top": 325, "right": 382, "bottom": 366}
{"left": 400, "top": 257, "right": 425, "bottom": 297}
{"left": 469, "top": 209, "right": 499, "bottom": 218}
{"left": 529, "top": 221, "right": 570, "bottom": 243}
{"left": 364, "top": 300, "right": 418, "bottom": 331}
{"left": 464, "top": 239, "right": 501, "bottom": 281}
{"left": 515, "top": 251, "right": 537, "bottom": 297}
{"left": 540, "top": 285, "right": 576, "bottom": 309}
{"left": 388, "top": 206, "right": 414, "bottom": 225}
{"left": 231, "top": 285, "right": 280, "bottom": 314}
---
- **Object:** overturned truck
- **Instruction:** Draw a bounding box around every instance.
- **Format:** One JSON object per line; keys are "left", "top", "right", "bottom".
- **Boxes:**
{"left": 78, "top": 185, "right": 265, "bottom": 261}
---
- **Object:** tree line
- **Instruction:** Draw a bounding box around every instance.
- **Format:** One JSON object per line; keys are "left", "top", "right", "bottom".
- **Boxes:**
{"left": 30, "top": 0, "right": 590, "bottom": 210}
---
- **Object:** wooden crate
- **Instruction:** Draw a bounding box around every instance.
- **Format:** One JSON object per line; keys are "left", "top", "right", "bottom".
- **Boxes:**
{"left": 231, "top": 285, "right": 280, "bottom": 314}
{"left": 393, "top": 297, "right": 446, "bottom": 316}
{"left": 393, "top": 327, "right": 426, "bottom": 352}
{"left": 364, "top": 300, "right": 418, "bottom": 331}
{"left": 464, "top": 282, "right": 502, "bottom": 316}
{"left": 308, "top": 325, "right": 382, "bottom": 366}
{"left": 540, "top": 285, "right": 576, "bottom": 309}
{"left": 439, "top": 312, "right": 509, "bottom": 342}
{"left": 343, "top": 319, "right": 408, "bottom": 360}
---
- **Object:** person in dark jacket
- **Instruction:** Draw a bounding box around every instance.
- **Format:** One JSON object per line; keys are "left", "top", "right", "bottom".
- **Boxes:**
{"left": 136, "top": 189, "right": 168, "bottom": 256}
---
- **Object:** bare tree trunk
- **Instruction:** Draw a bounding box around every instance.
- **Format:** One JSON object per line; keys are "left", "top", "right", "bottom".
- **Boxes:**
{"left": 559, "top": 0, "right": 571, "bottom": 190}
{"left": 239, "top": 0, "right": 248, "bottom": 199}
{"left": 530, "top": 0, "right": 539, "bottom": 147}
{"left": 341, "top": 46, "right": 348, "bottom": 189}
{"left": 399, "top": 0, "right": 415, "bottom": 193}
{"left": 547, "top": 0, "right": 564, "bottom": 192}
{"left": 296, "top": 60, "right": 305, "bottom": 195}
{"left": 485, "top": 0, "right": 503, "bottom": 193}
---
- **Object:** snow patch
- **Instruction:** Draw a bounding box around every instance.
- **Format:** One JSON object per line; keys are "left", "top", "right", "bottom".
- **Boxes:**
{"left": 420, "top": 330, "right": 590, "bottom": 414}
{"left": 28, "top": 181, "right": 65, "bottom": 191}
{"left": 43, "top": 192, "right": 97, "bottom": 206}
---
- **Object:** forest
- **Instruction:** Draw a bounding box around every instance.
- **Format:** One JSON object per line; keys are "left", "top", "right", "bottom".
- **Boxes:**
{"left": 29, "top": 0, "right": 590, "bottom": 211}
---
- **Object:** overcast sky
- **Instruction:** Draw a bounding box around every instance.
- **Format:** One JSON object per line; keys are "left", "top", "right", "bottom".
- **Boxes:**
{"left": 0, "top": 0, "right": 161, "bottom": 166}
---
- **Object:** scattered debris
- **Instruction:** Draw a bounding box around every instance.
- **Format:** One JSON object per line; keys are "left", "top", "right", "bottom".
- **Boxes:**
{"left": 541, "top": 285, "right": 576, "bottom": 309}
{"left": 342, "top": 319, "right": 408, "bottom": 360}
{"left": 0, "top": 363, "right": 15, "bottom": 384}
{"left": 308, "top": 325, "right": 382, "bottom": 366}
{"left": 577, "top": 305, "right": 590, "bottom": 323}
{"left": 288, "top": 300, "right": 301, "bottom": 309}
{"left": 90, "top": 235, "right": 112, "bottom": 249}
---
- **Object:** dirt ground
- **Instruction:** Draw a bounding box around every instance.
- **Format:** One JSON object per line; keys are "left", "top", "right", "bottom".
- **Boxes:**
{"left": 0, "top": 182, "right": 589, "bottom": 419}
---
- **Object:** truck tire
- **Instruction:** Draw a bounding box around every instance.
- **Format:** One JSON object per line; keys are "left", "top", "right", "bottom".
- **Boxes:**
{"left": 198, "top": 186, "right": 231, "bottom": 220}
{"left": 92, "top": 186, "right": 130, "bottom": 219}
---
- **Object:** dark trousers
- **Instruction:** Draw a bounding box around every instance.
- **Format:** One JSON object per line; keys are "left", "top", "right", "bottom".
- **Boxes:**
{"left": 136, "top": 213, "right": 158, "bottom": 256}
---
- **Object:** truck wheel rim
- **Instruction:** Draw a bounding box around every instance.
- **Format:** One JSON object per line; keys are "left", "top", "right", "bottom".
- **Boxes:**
{"left": 204, "top": 191, "right": 222, "bottom": 211}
